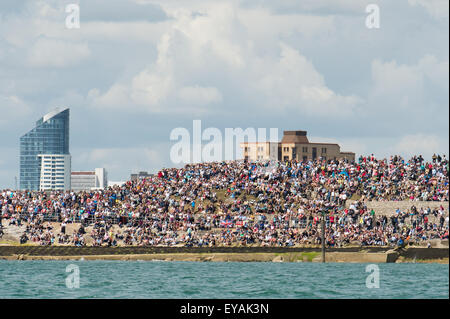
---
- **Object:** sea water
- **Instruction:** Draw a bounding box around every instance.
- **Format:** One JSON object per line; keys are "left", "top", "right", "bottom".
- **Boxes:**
{"left": 0, "top": 261, "right": 447, "bottom": 299}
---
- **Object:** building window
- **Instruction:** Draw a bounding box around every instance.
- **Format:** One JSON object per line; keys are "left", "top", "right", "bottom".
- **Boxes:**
{"left": 322, "top": 148, "right": 327, "bottom": 154}
{"left": 302, "top": 147, "right": 308, "bottom": 153}
{"left": 244, "top": 147, "right": 249, "bottom": 152}
{"left": 283, "top": 147, "right": 289, "bottom": 152}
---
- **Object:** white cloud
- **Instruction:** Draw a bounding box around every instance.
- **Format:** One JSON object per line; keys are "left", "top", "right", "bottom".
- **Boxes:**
{"left": 0, "top": 95, "right": 32, "bottom": 125}
{"left": 0, "top": 1, "right": 170, "bottom": 53}
{"left": 91, "top": 2, "right": 361, "bottom": 116}
{"left": 390, "top": 134, "right": 448, "bottom": 159}
{"left": 252, "top": 42, "right": 362, "bottom": 115}
{"left": 178, "top": 86, "right": 222, "bottom": 105}
{"left": 369, "top": 55, "right": 449, "bottom": 111}
{"left": 88, "top": 85, "right": 130, "bottom": 109}
{"left": 27, "top": 38, "right": 91, "bottom": 67}
{"left": 417, "top": 55, "right": 449, "bottom": 90}
{"left": 238, "top": 7, "right": 335, "bottom": 41}
{"left": 74, "top": 146, "right": 164, "bottom": 176}
{"left": 408, "top": 0, "right": 449, "bottom": 19}
{"left": 140, "top": 0, "right": 367, "bottom": 14}
{"left": 130, "top": 68, "right": 174, "bottom": 109}
{"left": 64, "top": 21, "right": 172, "bottom": 44}
{"left": 371, "top": 60, "right": 421, "bottom": 93}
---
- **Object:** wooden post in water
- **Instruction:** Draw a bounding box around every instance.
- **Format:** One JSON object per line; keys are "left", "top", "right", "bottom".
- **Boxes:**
{"left": 321, "top": 210, "right": 326, "bottom": 263}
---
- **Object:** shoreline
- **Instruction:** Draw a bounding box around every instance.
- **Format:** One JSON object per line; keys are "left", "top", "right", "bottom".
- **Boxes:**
{"left": 2, "top": 253, "right": 448, "bottom": 264}
{"left": 0, "top": 246, "right": 448, "bottom": 263}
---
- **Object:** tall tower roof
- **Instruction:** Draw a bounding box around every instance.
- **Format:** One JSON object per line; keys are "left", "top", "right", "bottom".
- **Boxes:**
{"left": 36, "top": 107, "right": 69, "bottom": 125}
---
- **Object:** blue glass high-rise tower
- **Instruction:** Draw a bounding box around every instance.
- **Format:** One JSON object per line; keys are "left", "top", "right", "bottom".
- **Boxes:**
{"left": 19, "top": 107, "right": 70, "bottom": 190}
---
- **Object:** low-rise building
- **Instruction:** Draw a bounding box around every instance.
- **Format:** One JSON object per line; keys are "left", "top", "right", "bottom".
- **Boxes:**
{"left": 71, "top": 168, "right": 107, "bottom": 191}
{"left": 130, "top": 171, "right": 153, "bottom": 182}
{"left": 241, "top": 142, "right": 280, "bottom": 161}
{"left": 108, "top": 181, "right": 126, "bottom": 187}
{"left": 241, "top": 130, "right": 355, "bottom": 162}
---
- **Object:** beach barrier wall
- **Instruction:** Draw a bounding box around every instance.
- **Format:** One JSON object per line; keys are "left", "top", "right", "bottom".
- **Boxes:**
{"left": 399, "top": 247, "right": 449, "bottom": 260}
{"left": 0, "top": 246, "right": 447, "bottom": 263}
{"left": 0, "top": 246, "right": 390, "bottom": 256}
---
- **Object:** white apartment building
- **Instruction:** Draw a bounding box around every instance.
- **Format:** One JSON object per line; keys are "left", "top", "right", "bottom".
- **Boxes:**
{"left": 38, "top": 154, "right": 71, "bottom": 191}
{"left": 71, "top": 168, "right": 108, "bottom": 191}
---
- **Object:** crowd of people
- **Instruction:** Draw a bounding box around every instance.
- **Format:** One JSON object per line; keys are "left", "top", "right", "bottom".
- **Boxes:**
{"left": 0, "top": 154, "right": 448, "bottom": 247}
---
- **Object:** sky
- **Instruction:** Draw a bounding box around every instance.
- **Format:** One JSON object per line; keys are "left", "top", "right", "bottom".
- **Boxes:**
{"left": 0, "top": 0, "right": 448, "bottom": 189}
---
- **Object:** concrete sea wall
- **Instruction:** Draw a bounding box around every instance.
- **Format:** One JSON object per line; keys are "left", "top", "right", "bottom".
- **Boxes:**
{"left": 0, "top": 246, "right": 447, "bottom": 263}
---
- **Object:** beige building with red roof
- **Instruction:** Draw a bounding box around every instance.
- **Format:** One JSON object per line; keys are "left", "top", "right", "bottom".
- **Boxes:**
{"left": 240, "top": 130, "right": 355, "bottom": 162}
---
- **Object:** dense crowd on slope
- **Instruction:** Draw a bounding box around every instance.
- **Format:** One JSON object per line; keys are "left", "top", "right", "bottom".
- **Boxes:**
{"left": 0, "top": 154, "right": 448, "bottom": 247}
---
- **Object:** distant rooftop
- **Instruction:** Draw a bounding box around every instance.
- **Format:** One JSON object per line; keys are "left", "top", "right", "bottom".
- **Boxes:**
{"left": 40, "top": 107, "right": 69, "bottom": 124}
{"left": 281, "top": 130, "right": 309, "bottom": 144}
{"left": 72, "top": 171, "right": 95, "bottom": 176}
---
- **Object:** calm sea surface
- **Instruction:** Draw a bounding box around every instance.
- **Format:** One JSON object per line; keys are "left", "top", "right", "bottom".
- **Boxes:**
{"left": 0, "top": 261, "right": 448, "bottom": 299}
